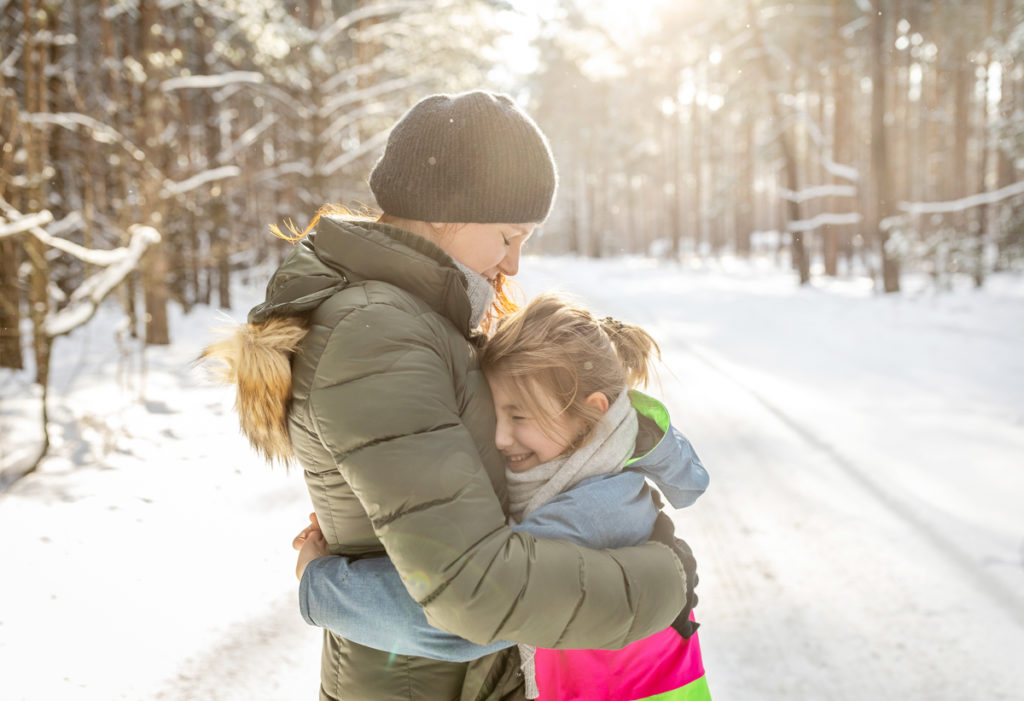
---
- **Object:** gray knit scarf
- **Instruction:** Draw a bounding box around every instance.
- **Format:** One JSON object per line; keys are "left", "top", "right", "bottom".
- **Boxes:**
{"left": 504, "top": 388, "right": 638, "bottom": 698}
{"left": 453, "top": 259, "right": 495, "bottom": 329}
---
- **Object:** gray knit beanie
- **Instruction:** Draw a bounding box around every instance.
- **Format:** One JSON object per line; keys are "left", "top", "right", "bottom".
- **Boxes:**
{"left": 369, "top": 91, "right": 557, "bottom": 223}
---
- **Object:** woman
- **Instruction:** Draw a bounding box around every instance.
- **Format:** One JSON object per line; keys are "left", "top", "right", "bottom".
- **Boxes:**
{"left": 205, "top": 91, "right": 693, "bottom": 701}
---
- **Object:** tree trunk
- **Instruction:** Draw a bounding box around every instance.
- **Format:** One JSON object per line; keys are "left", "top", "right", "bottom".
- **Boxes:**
{"left": 139, "top": 0, "right": 170, "bottom": 344}
{"left": 736, "top": 113, "right": 753, "bottom": 257}
{"left": 0, "top": 52, "right": 24, "bottom": 369}
{"left": 748, "top": 1, "right": 809, "bottom": 283}
{"left": 669, "top": 105, "right": 683, "bottom": 260}
{"left": 973, "top": 0, "right": 995, "bottom": 287}
{"left": 0, "top": 239, "right": 22, "bottom": 369}
{"left": 20, "top": 0, "right": 52, "bottom": 382}
{"left": 690, "top": 99, "right": 704, "bottom": 259}
{"left": 826, "top": 0, "right": 855, "bottom": 276}
{"left": 871, "top": 0, "right": 900, "bottom": 292}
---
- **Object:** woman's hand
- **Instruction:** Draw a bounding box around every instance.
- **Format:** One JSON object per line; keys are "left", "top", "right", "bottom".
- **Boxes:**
{"left": 293, "top": 512, "right": 329, "bottom": 580}
{"left": 292, "top": 512, "right": 321, "bottom": 550}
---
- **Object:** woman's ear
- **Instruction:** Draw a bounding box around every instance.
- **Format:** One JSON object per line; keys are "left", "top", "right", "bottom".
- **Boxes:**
{"left": 429, "top": 222, "right": 463, "bottom": 238}
{"left": 583, "top": 391, "right": 610, "bottom": 415}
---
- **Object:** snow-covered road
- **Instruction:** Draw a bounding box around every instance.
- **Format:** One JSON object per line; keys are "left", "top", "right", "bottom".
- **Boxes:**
{"left": 1, "top": 256, "right": 1022, "bottom": 700}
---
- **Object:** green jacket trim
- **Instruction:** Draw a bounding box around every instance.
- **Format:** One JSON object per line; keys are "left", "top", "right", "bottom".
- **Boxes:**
{"left": 626, "top": 390, "right": 672, "bottom": 467}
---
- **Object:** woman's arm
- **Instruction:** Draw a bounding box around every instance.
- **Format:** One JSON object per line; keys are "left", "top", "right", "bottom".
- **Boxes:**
{"left": 309, "top": 302, "right": 686, "bottom": 648}
{"left": 298, "top": 473, "right": 665, "bottom": 660}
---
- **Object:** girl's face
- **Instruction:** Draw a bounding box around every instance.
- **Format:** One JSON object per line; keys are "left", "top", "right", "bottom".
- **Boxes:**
{"left": 488, "top": 374, "right": 586, "bottom": 473}
{"left": 437, "top": 223, "right": 535, "bottom": 281}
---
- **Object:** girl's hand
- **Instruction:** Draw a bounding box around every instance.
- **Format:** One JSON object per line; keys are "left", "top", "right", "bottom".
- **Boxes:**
{"left": 296, "top": 528, "right": 329, "bottom": 580}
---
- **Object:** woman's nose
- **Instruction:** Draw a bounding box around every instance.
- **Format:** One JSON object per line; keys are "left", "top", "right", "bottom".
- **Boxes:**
{"left": 499, "top": 241, "right": 521, "bottom": 277}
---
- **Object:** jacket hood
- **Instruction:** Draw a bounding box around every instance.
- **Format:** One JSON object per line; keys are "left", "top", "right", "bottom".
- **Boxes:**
{"left": 627, "top": 390, "right": 709, "bottom": 509}
{"left": 201, "top": 316, "right": 308, "bottom": 464}
{"left": 249, "top": 216, "right": 474, "bottom": 337}
{"left": 208, "top": 216, "right": 476, "bottom": 464}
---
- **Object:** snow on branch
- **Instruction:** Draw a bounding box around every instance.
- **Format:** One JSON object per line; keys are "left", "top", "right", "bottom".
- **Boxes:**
{"left": 317, "top": 130, "right": 389, "bottom": 177}
{"left": 0, "top": 201, "right": 122, "bottom": 266}
{"left": 785, "top": 106, "right": 860, "bottom": 183}
{"left": 161, "top": 71, "right": 264, "bottom": 92}
{"left": 322, "top": 98, "right": 404, "bottom": 145}
{"left": 103, "top": 0, "right": 139, "bottom": 20}
{"left": 897, "top": 178, "right": 1024, "bottom": 215}
{"left": 217, "top": 114, "right": 278, "bottom": 164}
{"left": 0, "top": 199, "right": 161, "bottom": 337}
{"left": 823, "top": 159, "right": 860, "bottom": 184}
{"left": 29, "top": 214, "right": 132, "bottom": 265}
{"left": 0, "top": 210, "right": 53, "bottom": 238}
{"left": 317, "top": 75, "right": 424, "bottom": 120}
{"left": 246, "top": 161, "right": 309, "bottom": 186}
{"left": 319, "top": 1, "right": 424, "bottom": 44}
{"left": 787, "top": 212, "right": 862, "bottom": 233}
{"left": 160, "top": 166, "right": 241, "bottom": 199}
{"left": 323, "top": 63, "right": 375, "bottom": 95}
{"left": 22, "top": 112, "right": 147, "bottom": 163}
{"left": 779, "top": 184, "right": 857, "bottom": 203}
{"left": 44, "top": 225, "right": 161, "bottom": 338}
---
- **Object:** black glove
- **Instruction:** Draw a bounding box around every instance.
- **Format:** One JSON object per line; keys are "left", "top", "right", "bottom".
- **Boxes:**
{"left": 650, "top": 510, "right": 700, "bottom": 638}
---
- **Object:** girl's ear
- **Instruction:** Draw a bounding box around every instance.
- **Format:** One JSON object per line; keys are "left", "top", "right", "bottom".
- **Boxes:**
{"left": 583, "top": 391, "right": 610, "bottom": 415}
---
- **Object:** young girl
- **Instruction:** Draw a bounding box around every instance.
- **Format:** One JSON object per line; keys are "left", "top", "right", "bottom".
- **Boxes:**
{"left": 297, "top": 293, "right": 711, "bottom": 700}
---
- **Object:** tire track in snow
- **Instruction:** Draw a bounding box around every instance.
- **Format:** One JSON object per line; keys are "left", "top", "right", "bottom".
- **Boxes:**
{"left": 676, "top": 336, "right": 1024, "bottom": 629}
{"left": 151, "top": 591, "right": 321, "bottom": 700}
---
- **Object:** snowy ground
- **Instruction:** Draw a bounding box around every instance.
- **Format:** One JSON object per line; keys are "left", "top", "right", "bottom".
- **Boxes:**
{"left": 1, "top": 256, "right": 1022, "bottom": 700}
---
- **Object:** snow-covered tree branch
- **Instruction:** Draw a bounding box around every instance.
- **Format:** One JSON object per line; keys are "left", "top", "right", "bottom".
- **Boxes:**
{"left": 161, "top": 71, "right": 264, "bottom": 92}
{"left": 44, "top": 225, "right": 161, "bottom": 338}
{"left": 0, "top": 210, "right": 53, "bottom": 238}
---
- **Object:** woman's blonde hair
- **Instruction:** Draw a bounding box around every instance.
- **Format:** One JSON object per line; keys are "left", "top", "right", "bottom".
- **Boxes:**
{"left": 272, "top": 204, "right": 519, "bottom": 330}
{"left": 480, "top": 293, "right": 660, "bottom": 443}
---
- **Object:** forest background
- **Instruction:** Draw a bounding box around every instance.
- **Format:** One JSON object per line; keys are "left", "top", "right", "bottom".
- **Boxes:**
{"left": 2, "top": 0, "right": 1024, "bottom": 482}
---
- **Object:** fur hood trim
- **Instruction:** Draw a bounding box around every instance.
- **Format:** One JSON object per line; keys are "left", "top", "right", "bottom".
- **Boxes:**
{"left": 202, "top": 317, "right": 308, "bottom": 464}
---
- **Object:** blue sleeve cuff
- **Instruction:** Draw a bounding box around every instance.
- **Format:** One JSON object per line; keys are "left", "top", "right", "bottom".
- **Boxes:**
{"left": 298, "top": 553, "right": 512, "bottom": 662}
{"left": 632, "top": 423, "right": 709, "bottom": 509}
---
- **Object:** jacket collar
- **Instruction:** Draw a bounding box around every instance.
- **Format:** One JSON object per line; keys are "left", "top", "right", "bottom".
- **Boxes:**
{"left": 250, "top": 216, "right": 474, "bottom": 337}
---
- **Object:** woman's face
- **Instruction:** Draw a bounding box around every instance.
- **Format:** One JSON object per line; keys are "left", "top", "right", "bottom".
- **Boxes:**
{"left": 437, "top": 223, "right": 535, "bottom": 281}
{"left": 488, "top": 373, "right": 586, "bottom": 473}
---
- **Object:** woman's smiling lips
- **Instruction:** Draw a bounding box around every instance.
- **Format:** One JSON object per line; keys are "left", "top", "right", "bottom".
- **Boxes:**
{"left": 504, "top": 451, "right": 534, "bottom": 465}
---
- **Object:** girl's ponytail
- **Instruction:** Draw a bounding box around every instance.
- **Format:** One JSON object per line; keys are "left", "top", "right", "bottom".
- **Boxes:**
{"left": 599, "top": 316, "right": 661, "bottom": 389}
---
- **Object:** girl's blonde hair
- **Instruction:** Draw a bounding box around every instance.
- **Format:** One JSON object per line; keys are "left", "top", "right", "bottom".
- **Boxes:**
{"left": 480, "top": 293, "right": 660, "bottom": 443}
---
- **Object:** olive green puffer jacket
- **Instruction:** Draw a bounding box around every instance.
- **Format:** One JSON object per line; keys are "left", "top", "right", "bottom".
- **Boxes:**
{"left": 240, "top": 217, "right": 687, "bottom": 701}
